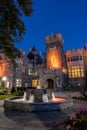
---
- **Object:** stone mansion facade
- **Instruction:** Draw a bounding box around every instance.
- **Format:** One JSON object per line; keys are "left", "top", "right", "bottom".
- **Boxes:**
{"left": 0, "top": 33, "right": 87, "bottom": 91}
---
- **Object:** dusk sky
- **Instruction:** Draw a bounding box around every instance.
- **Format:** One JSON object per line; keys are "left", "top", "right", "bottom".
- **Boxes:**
{"left": 17, "top": 0, "right": 87, "bottom": 53}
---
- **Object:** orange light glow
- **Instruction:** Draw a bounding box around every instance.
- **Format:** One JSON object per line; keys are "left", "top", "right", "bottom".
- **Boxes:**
{"left": 51, "top": 97, "right": 66, "bottom": 102}
{"left": 47, "top": 49, "right": 62, "bottom": 70}
{"left": 0, "top": 61, "right": 7, "bottom": 77}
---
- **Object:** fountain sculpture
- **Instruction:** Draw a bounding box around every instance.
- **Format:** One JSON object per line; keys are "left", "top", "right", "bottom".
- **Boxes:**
{"left": 4, "top": 85, "right": 73, "bottom": 112}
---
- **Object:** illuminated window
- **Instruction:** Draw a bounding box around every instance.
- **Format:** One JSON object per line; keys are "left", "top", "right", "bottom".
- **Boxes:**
{"left": 77, "top": 69, "right": 80, "bottom": 72}
{"left": 37, "top": 80, "right": 41, "bottom": 85}
{"left": 69, "top": 72, "right": 71, "bottom": 78}
{"left": 68, "top": 69, "right": 71, "bottom": 72}
{"left": 68, "top": 65, "right": 85, "bottom": 78}
{"left": 74, "top": 69, "right": 77, "bottom": 72}
{"left": 34, "top": 71, "right": 38, "bottom": 76}
{"left": 81, "top": 72, "right": 84, "bottom": 77}
{"left": 32, "top": 79, "right": 41, "bottom": 87}
{"left": 72, "top": 75, "right": 75, "bottom": 78}
{"left": 75, "top": 75, "right": 77, "bottom": 78}
{"left": 32, "top": 80, "right": 37, "bottom": 87}
{"left": 16, "top": 79, "right": 22, "bottom": 87}
{"left": 77, "top": 72, "right": 81, "bottom": 77}
{"left": 72, "top": 69, "right": 74, "bottom": 72}
{"left": 28, "top": 69, "right": 32, "bottom": 75}
{"left": 81, "top": 69, "right": 83, "bottom": 72}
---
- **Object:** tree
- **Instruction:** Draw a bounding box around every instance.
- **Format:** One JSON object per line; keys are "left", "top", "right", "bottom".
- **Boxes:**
{"left": 0, "top": 0, "right": 33, "bottom": 65}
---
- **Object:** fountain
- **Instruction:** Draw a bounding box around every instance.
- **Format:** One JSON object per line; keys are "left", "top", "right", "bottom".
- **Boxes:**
{"left": 4, "top": 86, "right": 73, "bottom": 112}
{"left": 42, "top": 89, "right": 49, "bottom": 102}
{"left": 51, "top": 92, "right": 66, "bottom": 102}
{"left": 23, "top": 91, "right": 27, "bottom": 100}
{"left": 28, "top": 94, "right": 34, "bottom": 102}
{"left": 11, "top": 91, "right": 27, "bottom": 102}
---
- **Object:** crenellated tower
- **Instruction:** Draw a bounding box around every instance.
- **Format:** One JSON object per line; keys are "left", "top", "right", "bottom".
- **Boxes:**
{"left": 45, "top": 33, "right": 64, "bottom": 70}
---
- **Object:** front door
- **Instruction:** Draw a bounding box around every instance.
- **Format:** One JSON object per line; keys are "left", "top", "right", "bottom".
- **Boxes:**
{"left": 45, "top": 78, "right": 54, "bottom": 89}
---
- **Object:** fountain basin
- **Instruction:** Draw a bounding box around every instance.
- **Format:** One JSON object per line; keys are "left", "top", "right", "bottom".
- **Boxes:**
{"left": 4, "top": 97, "right": 73, "bottom": 112}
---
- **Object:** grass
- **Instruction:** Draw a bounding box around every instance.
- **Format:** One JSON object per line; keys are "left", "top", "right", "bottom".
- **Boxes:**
{"left": 0, "top": 93, "right": 14, "bottom": 100}
{"left": 0, "top": 90, "right": 24, "bottom": 100}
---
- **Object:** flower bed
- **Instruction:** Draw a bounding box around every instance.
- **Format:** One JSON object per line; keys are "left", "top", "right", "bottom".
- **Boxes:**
{"left": 61, "top": 108, "right": 87, "bottom": 130}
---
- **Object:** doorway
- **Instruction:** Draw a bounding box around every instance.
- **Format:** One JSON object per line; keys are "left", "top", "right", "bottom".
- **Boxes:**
{"left": 45, "top": 78, "right": 54, "bottom": 89}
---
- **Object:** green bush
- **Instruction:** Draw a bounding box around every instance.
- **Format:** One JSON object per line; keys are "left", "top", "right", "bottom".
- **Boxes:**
{"left": 65, "top": 86, "right": 72, "bottom": 92}
{"left": 0, "top": 85, "right": 3, "bottom": 92}
{"left": 14, "top": 90, "right": 24, "bottom": 96}
{"left": 73, "top": 96, "right": 87, "bottom": 101}
{"left": 11, "top": 86, "right": 16, "bottom": 94}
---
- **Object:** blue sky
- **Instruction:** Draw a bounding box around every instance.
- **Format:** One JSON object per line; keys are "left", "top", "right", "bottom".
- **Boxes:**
{"left": 16, "top": 0, "right": 87, "bottom": 53}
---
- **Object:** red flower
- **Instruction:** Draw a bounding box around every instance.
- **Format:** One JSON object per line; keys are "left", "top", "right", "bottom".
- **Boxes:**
{"left": 77, "top": 108, "right": 83, "bottom": 114}
{"left": 70, "top": 114, "right": 77, "bottom": 120}
{"left": 66, "top": 124, "right": 71, "bottom": 130}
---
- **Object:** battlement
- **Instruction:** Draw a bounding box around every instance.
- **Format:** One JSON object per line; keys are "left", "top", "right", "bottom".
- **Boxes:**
{"left": 45, "top": 33, "right": 64, "bottom": 46}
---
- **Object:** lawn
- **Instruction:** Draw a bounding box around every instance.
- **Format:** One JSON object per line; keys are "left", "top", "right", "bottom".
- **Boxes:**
{"left": 0, "top": 94, "right": 13, "bottom": 100}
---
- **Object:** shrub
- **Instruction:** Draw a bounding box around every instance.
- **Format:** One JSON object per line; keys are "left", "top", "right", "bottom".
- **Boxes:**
{"left": 14, "top": 90, "right": 24, "bottom": 96}
{"left": 61, "top": 108, "right": 87, "bottom": 130}
{"left": 73, "top": 95, "right": 87, "bottom": 101}
{"left": 65, "top": 86, "right": 72, "bottom": 92}
{"left": 11, "top": 86, "right": 16, "bottom": 94}
{"left": 0, "top": 85, "right": 3, "bottom": 92}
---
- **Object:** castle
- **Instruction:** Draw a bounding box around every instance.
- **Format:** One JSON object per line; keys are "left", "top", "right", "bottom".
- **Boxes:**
{"left": 0, "top": 33, "right": 87, "bottom": 92}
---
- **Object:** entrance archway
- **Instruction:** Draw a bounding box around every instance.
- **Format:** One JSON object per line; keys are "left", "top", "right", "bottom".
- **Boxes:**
{"left": 45, "top": 78, "right": 54, "bottom": 89}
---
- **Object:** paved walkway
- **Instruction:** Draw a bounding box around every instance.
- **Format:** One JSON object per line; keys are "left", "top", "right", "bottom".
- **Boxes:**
{"left": 0, "top": 99, "right": 87, "bottom": 130}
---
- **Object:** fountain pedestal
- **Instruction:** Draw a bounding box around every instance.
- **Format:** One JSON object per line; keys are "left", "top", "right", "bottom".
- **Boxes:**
{"left": 43, "top": 94, "right": 49, "bottom": 102}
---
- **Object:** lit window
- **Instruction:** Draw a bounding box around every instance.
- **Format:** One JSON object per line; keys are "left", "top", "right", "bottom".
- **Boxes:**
{"left": 72, "top": 75, "right": 75, "bottom": 78}
{"left": 68, "top": 69, "right": 71, "bottom": 72}
{"left": 37, "top": 80, "right": 41, "bottom": 85}
{"left": 72, "top": 72, "right": 75, "bottom": 77}
{"left": 16, "top": 79, "right": 22, "bottom": 87}
{"left": 77, "top": 72, "right": 81, "bottom": 77}
{"left": 81, "top": 69, "right": 83, "bottom": 72}
{"left": 32, "top": 80, "right": 37, "bottom": 87}
{"left": 34, "top": 71, "right": 38, "bottom": 76}
{"left": 74, "top": 69, "right": 77, "bottom": 72}
{"left": 75, "top": 75, "right": 77, "bottom": 78}
{"left": 28, "top": 69, "right": 32, "bottom": 75}
{"left": 81, "top": 72, "right": 84, "bottom": 77}
{"left": 72, "top": 69, "right": 74, "bottom": 72}
{"left": 77, "top": 69, "right": 80, "bottom": 72}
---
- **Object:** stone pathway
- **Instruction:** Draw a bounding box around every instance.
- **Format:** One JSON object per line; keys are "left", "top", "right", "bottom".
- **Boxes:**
{"left": 0, "top": 99, "right": 87, "bottom": 130}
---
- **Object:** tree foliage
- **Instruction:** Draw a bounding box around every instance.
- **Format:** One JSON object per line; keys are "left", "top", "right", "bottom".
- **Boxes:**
{"left": 0, "top": 0, "right": 33, "bottom": 65}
